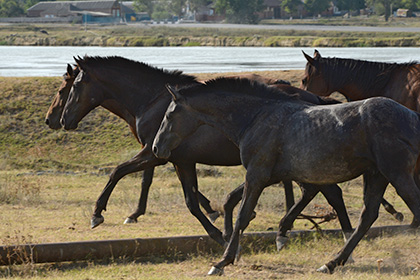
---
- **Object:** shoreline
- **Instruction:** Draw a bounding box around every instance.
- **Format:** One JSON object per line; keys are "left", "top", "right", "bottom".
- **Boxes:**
{"left": 1, "top": 24, "right": 420, "bottom": 47}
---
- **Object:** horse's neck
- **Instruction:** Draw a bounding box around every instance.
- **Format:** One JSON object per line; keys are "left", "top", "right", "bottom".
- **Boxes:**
{"left": 101, "top": 99, "right": 139, "bottom": 141}
{"left": 339, "top": 83, "right": 375, "bottom": 101}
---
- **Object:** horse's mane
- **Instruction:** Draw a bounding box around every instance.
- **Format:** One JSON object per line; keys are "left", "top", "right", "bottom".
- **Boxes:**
{"left": 178, "top": 77, "right": 299, "bottom": 102}
{"left": 318, "top": 56, "right": 419, "bottom": 91}
{"left": 78, "top": 56, "right": 198, "bottom": 85}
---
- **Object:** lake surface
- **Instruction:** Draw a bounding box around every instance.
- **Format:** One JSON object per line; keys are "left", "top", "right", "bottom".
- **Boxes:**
{"left": 1, "top": 46, "right": 420, "bottom": 77}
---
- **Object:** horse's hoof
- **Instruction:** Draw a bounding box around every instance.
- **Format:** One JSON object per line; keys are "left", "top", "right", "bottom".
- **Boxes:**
{"left": 409, "top": 218, "right": 420, "bottom": 228}
{"left": 316, "top": 264, "right": 332, "bottom": 274}
{"left": 123, "top": 217, "right": 137, "bottom": 224}
{"left": 394, "top": 212, "right": 404, "bottom": 222}
{"left": 91, "top": 215, "right": 104, "bottom": 229}
{"left": 209, "top": 212, "right": 220, "bottom": 223}
{"left": 250, "top": 211, "right": 257, "bottom": 221}
{"left": 276, "top": 236, "right": 289, "bottom": 251}
{"left": 207, "top": 266, "right": 224, "bottom": 276}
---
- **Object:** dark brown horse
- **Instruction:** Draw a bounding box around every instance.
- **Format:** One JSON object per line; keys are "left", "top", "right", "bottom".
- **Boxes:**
{"left": 45, "top": 64, "right": 305, "bottom": 227}
{"left": 301, "top": 50, "right": 420, "bottom": 110}
{"left": 60, "top": 56, "right": 355, "bottom": 249}
{"left": 152, "top": 77, "right": 420, "bottom": 275}
{"left": 45, "top": 64, "right": 221, "bottom": 225}
{"left": 301, "top": 49, "right": 420, "bottom": 227}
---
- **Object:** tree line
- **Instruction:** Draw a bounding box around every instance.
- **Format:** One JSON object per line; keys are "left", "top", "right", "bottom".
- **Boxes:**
{"left": 1, "top": 0, "right": 419, "bottom": 22}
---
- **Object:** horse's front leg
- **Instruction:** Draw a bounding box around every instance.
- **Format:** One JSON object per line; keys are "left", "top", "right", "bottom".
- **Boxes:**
{"left": 124, "top": 167, "right": 155, "bottom": 224}
{"left": 318, "top": 171, "right": 387, "bottom": 274}
{"left": 208, "top": 178, "right": 266, "bottom": 276}
{"left": 223, "top": 183, "right": 244, "bottom": 241}
{"left": 92, "top": 146, "right": 167, "bottom": 228}
{"left": 173, "top": 163, "right": 226, "bottom": 247}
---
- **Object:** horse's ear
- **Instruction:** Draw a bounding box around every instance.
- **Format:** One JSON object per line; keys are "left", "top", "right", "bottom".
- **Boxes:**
{"left": 166, "top": 84, "right": 183, "bottom": 101}
{"left": 302, "top": 51, "right": 315, "bottom": 65}
{"left": 313, "top": 49, "right": 321, "bottom": 58}
{"left": 74, "top": 56, "right": 86, "bottom": 70}
{"left": 67, "top": 64, "right": 73, "bottom": 77}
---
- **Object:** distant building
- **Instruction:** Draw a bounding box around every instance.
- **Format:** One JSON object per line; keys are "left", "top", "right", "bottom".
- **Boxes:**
{"left": 27, "top": 0, "right": 145, "bottom": 23}
{"left": 396, "top": 9, "right": 412, "bottom": 17}
{"left": 195, "top": 3, "right": 224, "bottom": 22}
{"left": 260, "top": 0, "right": 282, "bottom": 19}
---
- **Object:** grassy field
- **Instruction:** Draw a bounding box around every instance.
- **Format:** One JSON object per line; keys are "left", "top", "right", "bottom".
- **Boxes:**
{"left": 1, "top": 19, "right": 420, "bottom": 47}
{"left": 0, "top": 71, "right": 419, "bottom": 279}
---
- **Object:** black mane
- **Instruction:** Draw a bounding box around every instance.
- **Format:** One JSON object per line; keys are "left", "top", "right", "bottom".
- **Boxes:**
{"left": 319, "top": 56, "right": 419, "bottom": 91}
{"left": 78, "top": 56, "right": 198, "bottom": 85}
{"left": 178, "top": 77, "right": 299, "bottom": 102}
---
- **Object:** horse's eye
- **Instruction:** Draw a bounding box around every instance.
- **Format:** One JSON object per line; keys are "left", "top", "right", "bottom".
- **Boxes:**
{"left": 301, "top": 78, "right": 307, "bottom": 85}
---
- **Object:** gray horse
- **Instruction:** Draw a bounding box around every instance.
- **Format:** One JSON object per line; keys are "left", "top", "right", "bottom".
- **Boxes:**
{"left": 152, "top": 77, "right": 420, "bottom": 275}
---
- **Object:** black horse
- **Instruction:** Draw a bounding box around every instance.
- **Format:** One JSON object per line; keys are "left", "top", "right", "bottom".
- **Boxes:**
{"left": 60, "top": 56, "right": 357, "bottom": 249}
{"left": 153, "top": 77, "right": 420, "bottom": 275}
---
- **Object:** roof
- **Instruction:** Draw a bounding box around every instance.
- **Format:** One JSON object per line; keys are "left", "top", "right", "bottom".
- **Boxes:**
{"left": 28, "top": 1, "right": 118, "bottom": 12}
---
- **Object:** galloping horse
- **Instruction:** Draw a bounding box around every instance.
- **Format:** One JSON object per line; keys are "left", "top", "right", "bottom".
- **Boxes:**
{"left": 45, "top": 64, "right": 221, "bottom": 225}
{"left": 301, "top": 50, "right": 420, "bottom": 110}
{"left": 301, "top": 49, "right": 420, "bottom": 227}
{"left": 152, "top": 77, "right": 420, "bottom": 275}
{"left": 60, "top": 56, "right": 356, "bottom": 248}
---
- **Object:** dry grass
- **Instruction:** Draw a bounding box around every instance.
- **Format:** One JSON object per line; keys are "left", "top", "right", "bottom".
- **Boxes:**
{"left": 0, "top": 72, "right": 419, "bottom": 278}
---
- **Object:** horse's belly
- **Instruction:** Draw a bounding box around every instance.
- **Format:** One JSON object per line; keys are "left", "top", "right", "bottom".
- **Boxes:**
{"left": 287, "top": 162, "right": 367, "bottom": 184}
{"left": 276, "top": 149, "right": 371, "bottom": 185}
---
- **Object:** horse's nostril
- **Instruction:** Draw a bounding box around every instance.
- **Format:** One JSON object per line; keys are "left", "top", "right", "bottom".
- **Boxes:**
{"left": 45, "top": 118, "right": 50, "bottom": 125}
{"left": 152, "top": 145, "right": 158, "bottom": 155}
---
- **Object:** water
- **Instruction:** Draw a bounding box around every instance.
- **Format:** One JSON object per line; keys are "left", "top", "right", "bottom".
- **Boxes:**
{"left": 1, "top": 46, "right": 420, "bottom": 77}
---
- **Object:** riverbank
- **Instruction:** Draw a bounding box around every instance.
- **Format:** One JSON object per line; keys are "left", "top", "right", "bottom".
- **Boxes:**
{"left": 1, "top": 22, "right": 420, "bottom": 47}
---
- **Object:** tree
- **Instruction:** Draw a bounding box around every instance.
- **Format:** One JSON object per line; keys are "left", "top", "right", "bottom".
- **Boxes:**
{"left": 169, "top": 0, "right": 186, "bottom": 18}
{"left": 133, "top": 0, "right": 154, "bottom": 17}
{"left": 304, "top": 0, "right": 330, "bottom": 16}
{"left": 336, "top": 0, "right": 366, "bottom": 13}
{"left": 281, "top": 0, "right": 302, "bottom": 16}
{"left": 0, "top": 0, "right": 24, "bottom": 17}
{"left": 366, "top": 0, "right": 395, "bottom": 21}
{"left": 215, "top": 0, "right": 264, "bottom": 23}
{"left": 152, "top": 1, "right": 172, "bottom": 20}
{"left": 400, "top": 0, "right": 419, "bottom": 10}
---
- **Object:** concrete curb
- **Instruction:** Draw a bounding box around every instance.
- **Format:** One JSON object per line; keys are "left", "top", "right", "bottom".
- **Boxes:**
{"left": 0, "top": 224, "right": 415, "bottom": 265}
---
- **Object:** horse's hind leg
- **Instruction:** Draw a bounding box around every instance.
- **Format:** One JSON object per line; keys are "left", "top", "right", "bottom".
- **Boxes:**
{"left": 92, "top": 147, "right": 167, "bottom": 228}
{"left": 283, "top": 180, "right": 295, "bottom": 212}
{"left": 276, "top": 184, "right": 319, "bottom": 251}
{"left": 318, "top": 171, "right": 388, "bottom": 274}
{"left": 409, "top": 161, "right": 420, "bottom": 228}
{"left": 320, "top": 185, "right": 352, "bottom": 232}
{"left": 380, "top": 197, "right": 404, "bottom": 222}
{"left": 198, "top": 191, "right": 220, "bottom": 223}
{"left": 389, "top": 174, "right": 420, "bottom": 228}
{"left": 223, "top": 181, "right": 293, "bottom": 241}
{"left": 124, "top": 168, "right": 155, "bottom": 224}
{"left": 174, "top": 162, "right": 226, "bottom": 247}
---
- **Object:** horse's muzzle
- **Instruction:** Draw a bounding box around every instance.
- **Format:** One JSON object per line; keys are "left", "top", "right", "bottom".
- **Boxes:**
{"left": 60, "top": 116, "right": 78, "bottom": 130}
{"left": 152, "top": 144, "right": 170, "bottom": 160}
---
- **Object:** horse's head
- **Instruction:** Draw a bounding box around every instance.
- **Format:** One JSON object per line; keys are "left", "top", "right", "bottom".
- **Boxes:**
{"left": 301, "top": 50, "right": 331, "bottom": 96}
{"left": 45, "top": 64, "right": 79, "bottom": 129}
{"left": 152, "top": 85, "right": 202, "bottom": 159}
{"left": 61, "top": 57, "right": 106, "bottom": 130}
